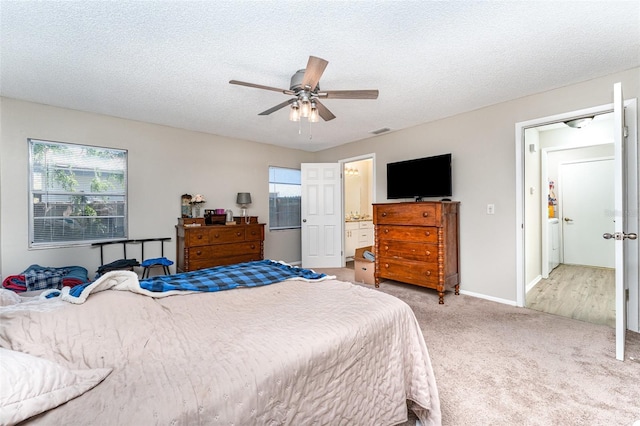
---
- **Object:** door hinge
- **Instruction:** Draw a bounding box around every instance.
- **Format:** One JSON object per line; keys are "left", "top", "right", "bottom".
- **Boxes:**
{"left": 626, "top": 288, "right": 630, "bottom": 301}
{"left": 624, "top": 126, "right": 629, "bottom": 138}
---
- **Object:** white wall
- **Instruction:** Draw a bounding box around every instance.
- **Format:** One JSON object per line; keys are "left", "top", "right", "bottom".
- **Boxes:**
{"left": 2, "top": 67, "right": 638, "bottom": 303}
{"left": 0, "top": 98, "right": 315, "bottom": 279}
{"left": 315, "top": 67, "right": 640, "bottom": 303}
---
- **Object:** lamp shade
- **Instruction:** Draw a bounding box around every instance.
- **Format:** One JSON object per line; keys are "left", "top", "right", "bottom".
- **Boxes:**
{"left": 236, "top": 192, "right": 252, "bottom": 205}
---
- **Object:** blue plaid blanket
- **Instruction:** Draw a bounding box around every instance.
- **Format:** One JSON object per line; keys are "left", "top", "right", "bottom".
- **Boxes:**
{"left": 45, "top": 260, "right": 331, "bottom": 303}
{"left": 138, "top": 260, "right": 327, "bottom": 293}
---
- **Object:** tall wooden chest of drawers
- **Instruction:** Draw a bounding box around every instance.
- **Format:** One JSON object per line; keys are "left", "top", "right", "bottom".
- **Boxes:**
{"left": 176, "top": 221, "right": 265, "bottom": 272}
{"left": 373, "top": 201, "right": 460, "bottom": 304}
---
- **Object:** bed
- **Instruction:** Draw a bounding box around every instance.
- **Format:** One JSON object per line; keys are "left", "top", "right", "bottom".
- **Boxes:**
{"left": 0, "top": 260, "right": 441, "bottom": 425}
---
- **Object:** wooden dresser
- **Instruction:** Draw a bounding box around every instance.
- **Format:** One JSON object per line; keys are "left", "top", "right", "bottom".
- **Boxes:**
{"left": 176, "top": 218, "right": 265, "bottom": 272}
{"left": 373, "top": 201, "right": 460, "bottom": 304}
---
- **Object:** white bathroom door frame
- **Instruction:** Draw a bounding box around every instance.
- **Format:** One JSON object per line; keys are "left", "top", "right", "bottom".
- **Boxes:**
{"left": 339, "top": 153, "right": 376, "bottom": 266}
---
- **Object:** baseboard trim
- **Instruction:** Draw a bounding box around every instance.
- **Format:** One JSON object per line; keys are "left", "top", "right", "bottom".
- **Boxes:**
{"left": 526, "top": 275, "right": 542, "bottom": 293}
{"left": 459, "top": 289, "right": 517, "bottom": 307}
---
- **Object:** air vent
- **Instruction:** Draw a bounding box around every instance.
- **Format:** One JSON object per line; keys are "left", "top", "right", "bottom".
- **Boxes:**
{"left": 371, "top": 127, "right": 391, "bottom": 135}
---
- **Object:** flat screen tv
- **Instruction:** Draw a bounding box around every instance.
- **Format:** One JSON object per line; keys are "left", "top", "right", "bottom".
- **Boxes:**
{"left": 386, "top": 153, "right": 452, "bottom": 200}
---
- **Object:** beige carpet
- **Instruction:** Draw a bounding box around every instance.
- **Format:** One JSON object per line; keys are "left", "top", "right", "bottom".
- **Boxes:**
{"left": 314, "top": 265, "right": 640, "bottom": 426}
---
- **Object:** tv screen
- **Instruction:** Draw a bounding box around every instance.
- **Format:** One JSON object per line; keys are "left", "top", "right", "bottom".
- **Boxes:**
{"left": 386, "top": 153, "right": 452, "bottom": 200}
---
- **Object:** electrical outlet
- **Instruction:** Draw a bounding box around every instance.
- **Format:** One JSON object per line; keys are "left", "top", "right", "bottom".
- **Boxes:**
{"left": 487, "top": 204, "right": 495, "bottom": 215}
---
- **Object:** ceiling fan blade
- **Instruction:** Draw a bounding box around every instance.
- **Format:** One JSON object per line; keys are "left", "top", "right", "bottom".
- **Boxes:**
{"left": 301, "top": 56, "right": 329, "bottom": 91}
{"left": 319, "top": 89, "right": 379, "bottom": 100}
{"left": 258, "top": 99, "right": 295, "bottom": 116}
{"left": 314, "top": 100, "right": 336, "bottom": 121}
{"left": 229, "top": 80, "right": 295, "bottom": 95}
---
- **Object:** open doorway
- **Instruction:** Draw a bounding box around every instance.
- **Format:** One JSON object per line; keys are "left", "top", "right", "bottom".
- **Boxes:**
{"left": 523, "top": 114, "right": 616, "bottom": 326}
{"left": 341, "top": 154, "right": 375, "bottom": 264}
{"left": 516, "top": 100, "right": 639, "bottom": 334}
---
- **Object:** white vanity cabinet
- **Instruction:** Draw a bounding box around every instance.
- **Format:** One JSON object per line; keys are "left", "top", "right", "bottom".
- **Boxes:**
{"left": 345, "top": 220, "right": 374, "bottom": 259}
{"left": 345, "top": 222, "right": 359, "bottom": 258}
{"left": 358, "top": 220, "right": 373, "bottom": 247}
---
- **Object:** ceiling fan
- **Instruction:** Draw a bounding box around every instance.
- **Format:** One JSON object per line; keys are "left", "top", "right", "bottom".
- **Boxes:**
{"left": 229, "top": 56, "right": 378, "bottom": 122}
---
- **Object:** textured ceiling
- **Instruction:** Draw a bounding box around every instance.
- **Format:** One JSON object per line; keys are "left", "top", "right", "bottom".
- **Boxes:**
{"left": 1, "top": 1, "right": 639, "bottom": 152}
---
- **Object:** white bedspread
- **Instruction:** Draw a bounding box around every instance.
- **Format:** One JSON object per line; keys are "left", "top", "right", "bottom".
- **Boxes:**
{"left": 0, "top": 279, "right": 441, "bottom": 425}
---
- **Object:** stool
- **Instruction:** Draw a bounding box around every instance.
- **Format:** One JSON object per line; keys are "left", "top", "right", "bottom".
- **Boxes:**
{"left": 137, "top": 238, "right": 173, "bottom": 279}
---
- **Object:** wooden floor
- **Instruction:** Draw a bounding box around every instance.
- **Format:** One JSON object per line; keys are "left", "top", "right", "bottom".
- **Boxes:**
{"left": 526, "top": 264, "right": 615, "bottom": 328}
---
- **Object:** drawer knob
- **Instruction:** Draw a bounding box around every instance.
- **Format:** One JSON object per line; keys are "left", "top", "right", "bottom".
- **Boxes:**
{"left": 236, "top": 232, "right": 242, "bottom": 237}
{"left": 384, "top": 229, "right": 389, "bottom": 234}
{"left": 381, "top": 212, "right": 387, "bottom": 217}
{"left": 384, "top": 245, "right": 389, "bottom": 250}
{"left": 250, "top": 244, "right": 255, "bottom": 249}
{"left": 423, "top": 212, "right": 429, "bottom": 217}
{"left": 384, "top": 263, "right": 389, "bottom": 268}
{"left": 426, "top": 250, "right": 431, "bottom": 257}
{"left": 426, "top": 271, "right": 431, "bottom": 276}
{"left": 197, "top": 234, "right": 203, "bottom": 239}
{"left": 214, "top": 234, "right": 220, "bottom": 238}
{"left": 196, "top": 250, "right": 202, "bottom": 255}
{"left": 425, "top": 231, "right": 430, "bottom": 236}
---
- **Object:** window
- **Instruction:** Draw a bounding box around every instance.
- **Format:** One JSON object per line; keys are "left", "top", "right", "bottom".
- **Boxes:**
{"left": 29, "top": 139, "right": 128, "bottom": 247}
{"left": 269, "top": 166, "right": 301, "bottom": 230}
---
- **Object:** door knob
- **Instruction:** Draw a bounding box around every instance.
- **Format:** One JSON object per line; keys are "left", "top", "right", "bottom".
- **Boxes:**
{"left": 303, "top": 219, "right": 307, "bottom": 222}
{"left": 564, "top": 217, "right": 573, "bottom": 222}
{"left": 603, "top": 232, "right": 638, "bottom": 240}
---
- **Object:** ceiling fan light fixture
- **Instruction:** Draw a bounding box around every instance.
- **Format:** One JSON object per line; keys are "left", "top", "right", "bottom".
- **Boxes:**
{"left": 309, "top": 102, "right": 319, "bottom": 123}
{"left": 230, "top": 56, "right": 378, "bottom": 124}
{"left": 289, "top": 101, "right": 300, "bottom": 122}
{"left": 300, "top": 96, "right": 311, "bottom": 118}
{"left": 564, "top": 116, "right": 594, "bottom": 129}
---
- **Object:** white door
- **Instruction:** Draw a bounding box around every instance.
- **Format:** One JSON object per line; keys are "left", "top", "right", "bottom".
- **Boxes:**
{"left": 560, "top": 159, "right": 615, "bottom": 268}
{"left": 301, "top": 163, "right": 342, "bottom": 268}
{"left": 611, "top": 82, "right": 632, "bottom": 361}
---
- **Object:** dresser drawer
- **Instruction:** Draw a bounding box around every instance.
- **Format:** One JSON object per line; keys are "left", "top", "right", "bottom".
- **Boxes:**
{"left": 378, "top": 240, "right": 437, "bottom": 262}
{"left": 185, "top": 245, "right": 215, "bottom": 261}
{"left": 245, "top": 225, "right": 264, "bottom": 241}
{"left": 209, "top": 241, "right": 261, "bottom": 257}
{"left": 375, "top": 203, "right": 438, "bottom": 226}
{"left": 185, "top": 229, "right": 211, "bottom": 247}
{"left": 208, "top": 227, "right": 245, "bottom": 244}
{"left": 377, "top": 225, "right": 438, "bottom": 243}
{"left": 377, "top": 258, "right": 439, "bottom": 287}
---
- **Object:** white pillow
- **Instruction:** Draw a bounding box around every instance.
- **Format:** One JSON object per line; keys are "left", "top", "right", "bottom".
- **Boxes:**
{"left": 0, "top": 348, "right": 112, "bottom": 425}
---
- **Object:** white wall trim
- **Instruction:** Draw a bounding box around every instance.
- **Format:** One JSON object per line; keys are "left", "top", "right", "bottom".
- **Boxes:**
{"left": 526, "top": 274, "right": 542, "bottom": 293}
{"left": 459, "top": 289, "right": 517, "bottom": 307}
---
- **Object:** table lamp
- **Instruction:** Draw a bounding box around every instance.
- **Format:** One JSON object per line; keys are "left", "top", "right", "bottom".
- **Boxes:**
{"left": 236, "top": 192, "right": 252, "bottom": 223}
